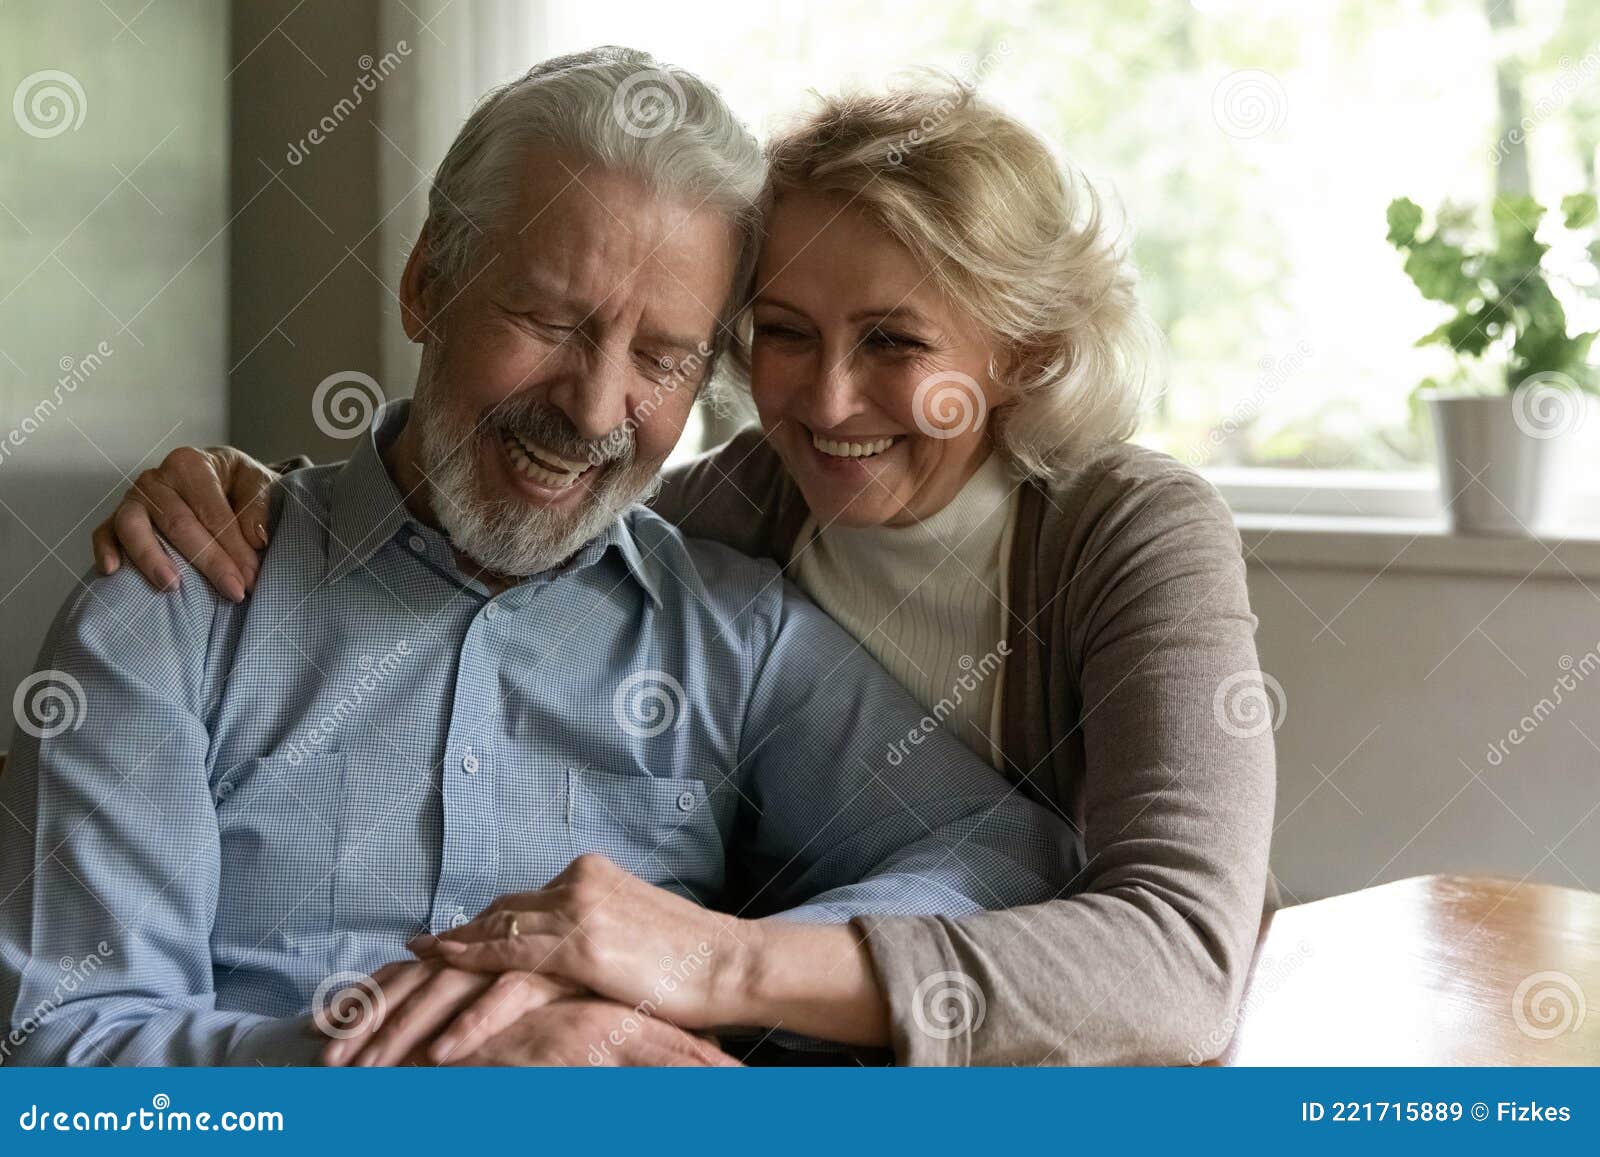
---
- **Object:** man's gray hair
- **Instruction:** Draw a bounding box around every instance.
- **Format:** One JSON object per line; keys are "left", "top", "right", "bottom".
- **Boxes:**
{"left": 423, "top": 46, "right": 766, "bottom": 361}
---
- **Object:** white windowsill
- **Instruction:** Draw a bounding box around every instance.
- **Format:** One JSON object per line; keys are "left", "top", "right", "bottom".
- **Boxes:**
{"left": 1233, "top": 513, "right": 1600, "bottom": 580}
{"left": 1203, "top": 467, "right": 1444, "bottom": 520}
{"left": 1205, "top": 468, "right": 1600, "bottom": 581}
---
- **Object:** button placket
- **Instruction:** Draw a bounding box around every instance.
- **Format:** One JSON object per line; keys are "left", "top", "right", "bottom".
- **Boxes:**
{"left": 433, "top": 635, "right": 500, "bottom": 937}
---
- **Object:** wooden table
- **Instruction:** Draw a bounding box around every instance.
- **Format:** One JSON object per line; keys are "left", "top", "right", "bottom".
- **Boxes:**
{"left": 1214, "top": 874, "right": 1599, "bottom": 1065}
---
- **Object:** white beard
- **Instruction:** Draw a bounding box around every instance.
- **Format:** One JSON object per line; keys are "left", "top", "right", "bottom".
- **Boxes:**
{"left": 408, "top": 356, "right": 661, "bottom": 578}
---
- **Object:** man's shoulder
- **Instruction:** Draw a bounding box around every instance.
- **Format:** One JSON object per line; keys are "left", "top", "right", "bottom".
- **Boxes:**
{"left": 622, "top": 504, "right": 791, "bottom": 626}
{"left": 268, "top": 460, "right": 341, "bottom": 531}
{"left": 44, "top": 462, "right": 348, "bottom": 675}
{"left": 619, "top": 505, "right": 864, "bottom": 678}
{"left": 28, "top": 554, "right": 240, "bottom": 724}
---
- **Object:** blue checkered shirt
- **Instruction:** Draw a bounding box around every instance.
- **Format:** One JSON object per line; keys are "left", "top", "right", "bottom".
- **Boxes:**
{"left": 0, "top": 401, "right": 1079, "bottom": 1065}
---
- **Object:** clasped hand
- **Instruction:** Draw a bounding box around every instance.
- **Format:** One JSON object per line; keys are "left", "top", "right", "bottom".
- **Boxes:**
{"left": 314, "top": 854, "right": 750, "bottom": 1066}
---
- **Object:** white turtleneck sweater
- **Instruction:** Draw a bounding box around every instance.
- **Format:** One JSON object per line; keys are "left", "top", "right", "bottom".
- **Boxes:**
{"left": 791, "top": 451, "right": 1019, "bottom": 768}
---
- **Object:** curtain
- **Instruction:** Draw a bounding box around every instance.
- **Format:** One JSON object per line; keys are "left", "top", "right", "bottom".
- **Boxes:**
{"left": 374, "top": 0, "right": 550, "bottom": 390}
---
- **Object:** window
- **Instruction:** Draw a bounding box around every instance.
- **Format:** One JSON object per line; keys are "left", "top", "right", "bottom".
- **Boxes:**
{"left": 533, "top": 1, "right": 1600, "bottom": 500}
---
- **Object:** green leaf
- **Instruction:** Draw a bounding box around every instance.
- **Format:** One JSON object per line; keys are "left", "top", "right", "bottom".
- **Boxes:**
{"left": 1487, "top": 220, "right": 1548, "bottom": 281}
{"left": 1402, "top": 237, "right": 1475, "bottom": 304}
{"left": 1386, "top": 197, "right": 1424, "bottom": 248}
{"left": 1562, "top": 193, "right": 1598, "bottom": 230}
{"left": 1414, "top": 319, "right": 1454, "bottom": 347}
{"left": 1439, "top": 304, "right": 1498, "bottom": 357}
{"left": 1507, "top": 275, "right": 1567, "bottom": 331}
{"left": 1568, "top": 332, "right": 1597, "bottom": 390}
{"left": 1492, "top": 193, "right": 1545, "bottom": 245}
{"left": 1510, "top": 328, "right": 1597, "bottom": 386}
{"left": 1511, "top": 325, "right": 1570, "bottom": 380}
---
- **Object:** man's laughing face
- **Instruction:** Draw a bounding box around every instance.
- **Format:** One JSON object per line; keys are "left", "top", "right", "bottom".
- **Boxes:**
{"left": 396, "top": 149, "right": 739, "bottom": 578}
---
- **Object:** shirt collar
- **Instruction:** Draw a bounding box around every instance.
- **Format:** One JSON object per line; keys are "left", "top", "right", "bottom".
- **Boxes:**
{"left": 606, "top": 514, "right": 665, "bottom": 608}
{"left": 325, "top": 400, "right": 416, "bottom": 584}
{"left": 323, "top": 398, "right": 664, "bottom": 607}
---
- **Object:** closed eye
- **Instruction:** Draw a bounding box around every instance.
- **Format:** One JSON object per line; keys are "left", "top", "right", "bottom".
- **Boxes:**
{"left": 526, "top": 315, "right": 579, "bottom": 338}
{"left": 864, "top": 328, "right": 928, "bottom": 352}
{"left": 753, "top": 322, "right": 812, "bottom": 342}
{"left": 636, "top": 350, "right": 679, "bottom": 382}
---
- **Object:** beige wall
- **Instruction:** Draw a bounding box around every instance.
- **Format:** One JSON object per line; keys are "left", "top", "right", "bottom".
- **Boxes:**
{"left": 1250, "top": 549, "right": 1600, "bottom": 904}
{"left": 0, "top": 0, "right": 228, "bottom": 702}
{"left": 228, "top": 0, "right": 384, "bottom": 464}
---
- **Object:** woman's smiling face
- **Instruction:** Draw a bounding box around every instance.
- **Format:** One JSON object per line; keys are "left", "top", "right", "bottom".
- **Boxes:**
{"left": 748, "top": 191, "right": 1005, "bottom": 528}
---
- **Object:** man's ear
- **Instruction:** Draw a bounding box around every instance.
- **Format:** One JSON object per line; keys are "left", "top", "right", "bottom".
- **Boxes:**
{"left": 399, "top": 231, "right": 444, "bottom": 343}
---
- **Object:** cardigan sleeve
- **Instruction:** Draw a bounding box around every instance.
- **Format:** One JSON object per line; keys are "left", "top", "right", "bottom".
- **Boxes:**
{"left": 652, "top": 426, "right": 802, "bottom": 562}
{"left": 854, "top": 465, "right": 1275, "bottom": 1065}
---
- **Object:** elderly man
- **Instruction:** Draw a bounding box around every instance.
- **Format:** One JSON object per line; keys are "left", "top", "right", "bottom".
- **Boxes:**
{"left": 0, "top": 47, "right": 1077, "bottom": 1067}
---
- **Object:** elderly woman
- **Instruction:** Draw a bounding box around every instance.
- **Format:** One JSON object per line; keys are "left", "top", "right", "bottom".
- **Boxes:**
{"left": 91, "top": 78, "right": 1274, "bottom": 1066}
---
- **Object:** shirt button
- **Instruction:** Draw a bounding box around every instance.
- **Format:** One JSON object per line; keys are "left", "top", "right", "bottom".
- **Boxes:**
{"left": 407, "top": 533, "right": 427, "bottom": 554}
{"left": 462, "top": 748, "right": 479, "bottom": 775}
{"left": 449, "top": 907, "right": 468, "bottom": 929}
{"left": 676, "top": 789, "right": 696, "bottom": 813}
{"left": 483, "top": 603, "right": 499, "bottom": 621}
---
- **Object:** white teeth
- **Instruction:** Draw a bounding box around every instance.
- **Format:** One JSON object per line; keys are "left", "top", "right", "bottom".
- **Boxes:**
{"left": 500, "top": 429, "right": 587, "bottom": 488}
{"left": 811, "top": 432, "right": 898, "bottom": 459}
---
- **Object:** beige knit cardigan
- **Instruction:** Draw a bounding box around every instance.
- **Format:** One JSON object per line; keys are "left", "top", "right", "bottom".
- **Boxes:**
{"left": 654, "top": 430, "right": 1277, "bottom": 1066}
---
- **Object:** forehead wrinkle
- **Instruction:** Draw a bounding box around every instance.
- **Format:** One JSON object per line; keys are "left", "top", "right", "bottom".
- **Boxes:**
{"left": 500, "top": 161, "right": 730, "bottom": 346}
{"left": 846, "top": 305, "right": 934, "bottom": 325}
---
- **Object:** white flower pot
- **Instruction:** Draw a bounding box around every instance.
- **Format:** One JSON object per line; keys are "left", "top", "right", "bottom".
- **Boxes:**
{"left": 1425, "top": 388, "right": 1585, "bottom": 537}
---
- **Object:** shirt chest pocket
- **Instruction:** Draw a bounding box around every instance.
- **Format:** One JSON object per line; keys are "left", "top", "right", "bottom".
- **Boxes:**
{"left": 213, "top": 751, "right": 348, "bottom": 951}
{"left": 566, "top": 767, "right": 725, "bottom": 905}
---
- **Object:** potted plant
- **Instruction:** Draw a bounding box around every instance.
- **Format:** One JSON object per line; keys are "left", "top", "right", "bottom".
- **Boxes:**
{"left": 1386, "top": 192, "right": 1598, "bottom": 535}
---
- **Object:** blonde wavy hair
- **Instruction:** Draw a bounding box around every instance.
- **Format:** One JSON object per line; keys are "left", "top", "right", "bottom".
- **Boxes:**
{"left": 743, "top": 76, "right": 1163, "bottom": 481}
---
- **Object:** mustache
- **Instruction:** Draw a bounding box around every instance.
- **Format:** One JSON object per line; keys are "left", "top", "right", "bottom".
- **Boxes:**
{"left": 483, "top": 397, "right": 634, "bottom": 467}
